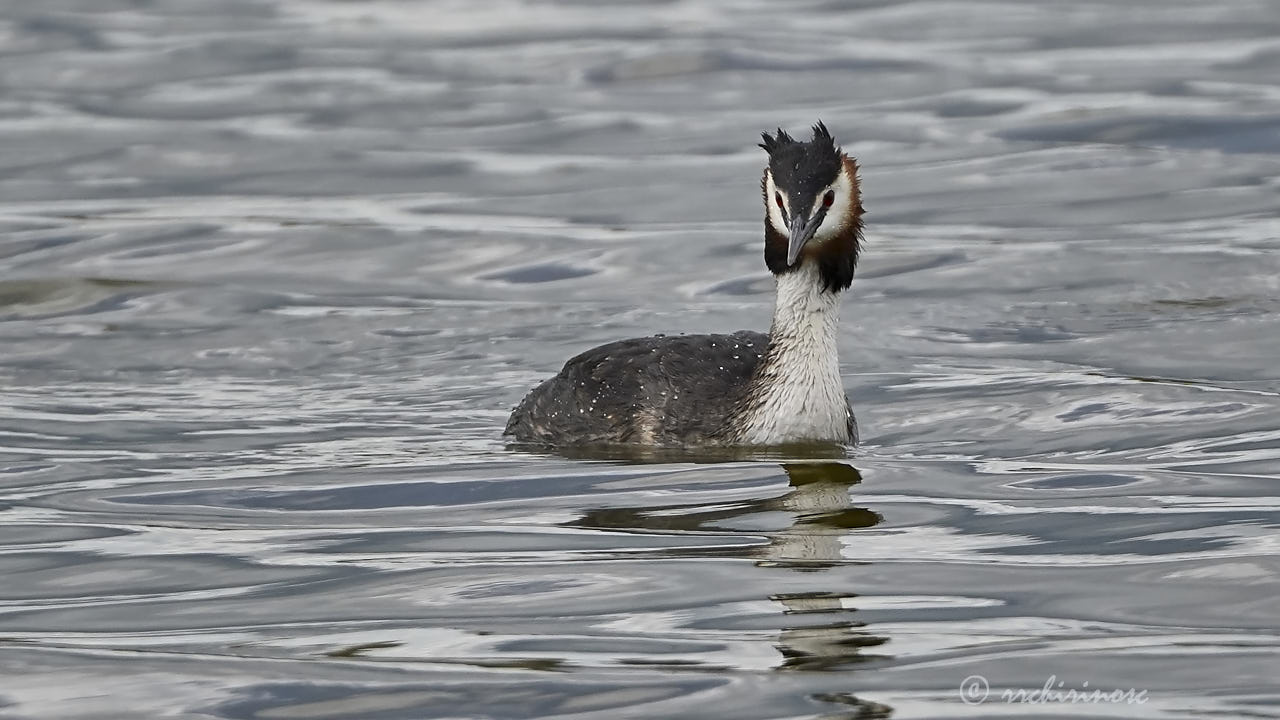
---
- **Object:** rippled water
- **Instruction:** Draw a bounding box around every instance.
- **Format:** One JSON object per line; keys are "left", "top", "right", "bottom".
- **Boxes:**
{"left": 3, "top": 1, "right": 1280, "bottom": 718}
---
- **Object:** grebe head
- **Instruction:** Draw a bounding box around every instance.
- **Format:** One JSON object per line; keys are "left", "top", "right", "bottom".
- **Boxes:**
{"left": 759, "top": 121, "right": 864, "bottom": 292}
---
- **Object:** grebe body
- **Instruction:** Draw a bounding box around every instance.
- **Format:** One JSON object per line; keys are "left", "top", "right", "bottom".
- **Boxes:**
{"left": 506, "top": 122, "right": 864, "bottom": 447}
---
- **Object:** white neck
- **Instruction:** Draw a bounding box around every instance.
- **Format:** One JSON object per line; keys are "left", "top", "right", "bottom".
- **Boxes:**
{"left": 735, "top": 263, "right": 851, "bottom": 444}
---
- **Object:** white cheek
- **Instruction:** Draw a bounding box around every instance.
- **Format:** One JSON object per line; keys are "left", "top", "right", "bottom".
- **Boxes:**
{"left": 813, "top": 170, "right": 853, "bottom": 241}
{"left": 765, "top": 172, "right": 789, "bottom": 235}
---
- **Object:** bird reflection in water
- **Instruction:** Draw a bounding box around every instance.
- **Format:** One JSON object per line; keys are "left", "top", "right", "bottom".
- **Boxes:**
{"left": 763, "top": 462, "right": 889, "bottom": 679}
{"left": 572, "top": 460, "right": 891, "bottom": 681}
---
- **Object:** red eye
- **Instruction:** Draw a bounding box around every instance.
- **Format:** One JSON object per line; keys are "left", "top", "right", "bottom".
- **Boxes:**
{"left": 823, "top": 190, "right": 835, "bottom": 207}
{"left": 774, "top": 192, "right": 784, "bottom": 208}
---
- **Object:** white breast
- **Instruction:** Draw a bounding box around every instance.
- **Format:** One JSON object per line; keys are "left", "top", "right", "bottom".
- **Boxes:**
{"left": 736, "top": 265, "right": 850, "bottom": 444}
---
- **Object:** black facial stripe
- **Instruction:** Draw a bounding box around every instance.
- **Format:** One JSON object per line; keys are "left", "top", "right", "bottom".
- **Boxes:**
{"left": 811, "top": 204, "right": 828, "bottom": 230}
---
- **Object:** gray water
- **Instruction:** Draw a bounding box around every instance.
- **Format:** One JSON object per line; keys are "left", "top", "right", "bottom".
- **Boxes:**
{"left": 2, "top": 1, "right": 1280, "bottom": 718}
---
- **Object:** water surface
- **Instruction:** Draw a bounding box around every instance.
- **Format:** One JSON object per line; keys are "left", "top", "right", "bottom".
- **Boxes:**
{"left": 2, "top": 1, "right": 1280, "bottom": 718}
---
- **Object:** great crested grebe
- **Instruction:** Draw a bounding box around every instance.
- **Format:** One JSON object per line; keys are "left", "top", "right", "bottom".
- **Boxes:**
{"left": 506, "top": 122, "right": 864, "bottom": 447}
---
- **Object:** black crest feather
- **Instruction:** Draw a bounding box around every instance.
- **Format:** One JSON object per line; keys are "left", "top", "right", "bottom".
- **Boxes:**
{"left": 758, "top": 127, "right": 797, "bottom": 155}
{"left": 759, "top": 123, "right": 839, "bottom": 156}
{"left": 811, "top": 120, "right": 836, "bottom": 154}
